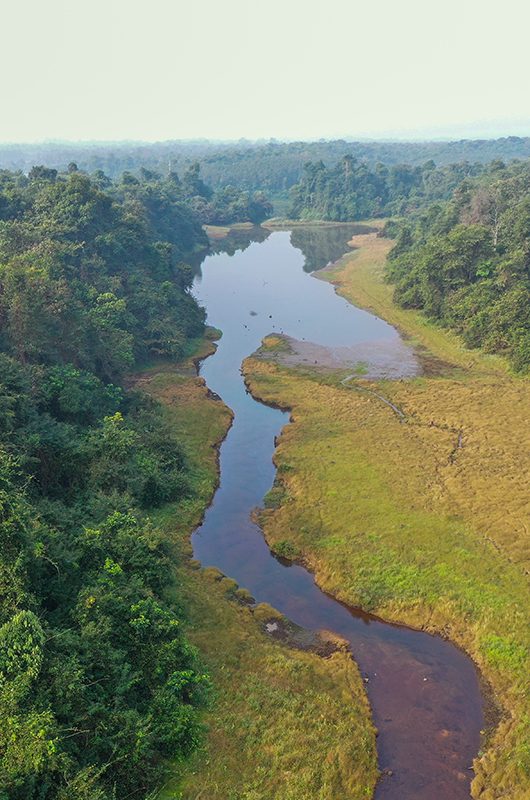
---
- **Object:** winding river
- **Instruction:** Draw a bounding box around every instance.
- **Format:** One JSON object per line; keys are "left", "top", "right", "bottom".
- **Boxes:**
{"left": 191, "top": 226, "right": 485, "bottom": 799}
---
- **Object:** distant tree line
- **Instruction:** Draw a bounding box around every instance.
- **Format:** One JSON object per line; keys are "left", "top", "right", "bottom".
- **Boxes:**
{"left": 386, "top": 160, "right": 530, "bottom": 371}
{"left": 288, "top": 156, "right": 487, "bottom": 220}
{"left": 0, "top": 166, "right": 216, "bottom": 798}
{"left": 2, "top": 137, "right": 530, "bottom": 195}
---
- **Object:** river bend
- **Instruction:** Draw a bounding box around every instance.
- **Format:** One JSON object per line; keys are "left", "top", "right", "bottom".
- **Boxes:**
{"left": 191, "top": 226, "right": 484, "bottom": 799}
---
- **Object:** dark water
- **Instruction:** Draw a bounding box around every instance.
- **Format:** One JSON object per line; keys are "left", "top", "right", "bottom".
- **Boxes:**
{"left": 191, "top": 227, "right": 484, "bottom": 799}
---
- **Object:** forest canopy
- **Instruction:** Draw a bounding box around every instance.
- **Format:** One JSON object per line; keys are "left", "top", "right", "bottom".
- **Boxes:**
{"left": 2, "top": 136, "right": 530, "bottom": 194}
{"left": 0, "top": 166, "right": 216, "bottom": 799}
{"left": 386, "top": 161, "right": 530, "bottom": 371}
{"left": 288, "top": 156, "right": 486, "bottom": 220}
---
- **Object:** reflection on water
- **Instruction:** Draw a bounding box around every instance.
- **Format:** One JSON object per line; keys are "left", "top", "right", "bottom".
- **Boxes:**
{"left": 289, "top": 222, "right": 377, "bottom": 271}
{"left": 192, "top": 225, "right": 271, "bottom": 280}
{"left": 196, "top": 221, "right": 375, "bottom": 277}
{"left": 191, "top": 227, "right": 484, "bottom": 800}
{"left": 209, "top": 224, "right": 271, "bottom": 257}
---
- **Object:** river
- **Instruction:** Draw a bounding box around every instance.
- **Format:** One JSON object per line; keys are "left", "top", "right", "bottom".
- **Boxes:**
{"left": 191, "top": 225, "right": 484, "bottom": 799}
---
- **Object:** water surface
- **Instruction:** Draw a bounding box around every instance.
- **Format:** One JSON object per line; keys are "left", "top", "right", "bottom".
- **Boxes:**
{"left": 192, "top": 227, "right": 484, "bottom": 799}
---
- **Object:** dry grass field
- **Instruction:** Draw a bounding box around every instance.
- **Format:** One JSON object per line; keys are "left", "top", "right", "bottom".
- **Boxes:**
{"left": 242, "top": 231, "right": 530, "bottom": 800}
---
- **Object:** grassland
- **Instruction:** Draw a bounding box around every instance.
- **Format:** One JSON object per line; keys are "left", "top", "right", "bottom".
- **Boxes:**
{"left": 132, "top": 334, "right": 378, "bottom": 800}
{"left": 243, "top": 232, "right": 530, "bottom": 800}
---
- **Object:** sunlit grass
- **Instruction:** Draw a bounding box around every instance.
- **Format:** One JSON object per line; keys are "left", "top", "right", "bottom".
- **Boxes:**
{"left": 243, "top": 230, "right": 530, "bottom": 799}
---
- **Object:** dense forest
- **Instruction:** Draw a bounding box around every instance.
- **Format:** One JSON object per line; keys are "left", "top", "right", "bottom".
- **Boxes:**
{"left": 386, "top": 161, "right": 530, "bottom": 371}
{"left": 288, "top": 156, "right": 486, "bottom": 220}
{"left": 173, "top": 162, "right": 272, "bottom": 224}
{"left": 0, "top": 166, "right": 226, "bottom": 799}
{"left": 2, "top": 137, "right": 530, "bottom": 194}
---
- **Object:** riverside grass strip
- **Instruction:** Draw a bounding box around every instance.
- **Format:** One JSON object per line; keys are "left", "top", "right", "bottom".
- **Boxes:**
{"left": 133, "top": 340, "right": 378, "bottom": 800}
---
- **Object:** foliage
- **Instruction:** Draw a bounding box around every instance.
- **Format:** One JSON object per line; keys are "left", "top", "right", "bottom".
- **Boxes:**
{"left": 387, "top": 161, "right": 530, "bottom": 370}
{"left": 0, "top": 168, "right": 208, "bottom": 374}
{"left": 178, "top": 163, "right": 272, "bottom": 224}
{"left": 0, "top": 471, "right": 209, "bottom": 800}
{"left": 0, "top": 168, "right": 213, "bottom": 798}
{"left": 4, "top": 137, "right": 530, "bottom": 196}
{"left": 288, "top": 155, "right": 485, "bottom": 220}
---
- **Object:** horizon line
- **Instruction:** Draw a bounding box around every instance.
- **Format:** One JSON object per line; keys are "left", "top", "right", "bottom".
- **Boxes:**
{"left": 1, "top": 132, "right": 530, "bottom": 148}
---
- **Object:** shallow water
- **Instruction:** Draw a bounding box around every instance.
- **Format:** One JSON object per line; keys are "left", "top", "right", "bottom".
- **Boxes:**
{"left": 191, "top": 227, "right": 484, "bottom": 799}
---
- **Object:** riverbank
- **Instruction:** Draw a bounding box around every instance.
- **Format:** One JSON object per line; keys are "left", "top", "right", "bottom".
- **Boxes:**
{"left": 132, "top": 337, "right": 378, "bottom": 799}
{"left": 203, "top": 221, "right": 257, "bottom": 240}
{"left": 243, "top": 230, "right": 530, "bottom": 799}
{"left": 263, "top": 217, "right": 374, "bottom": 229}
{"left": 319, "top": 227, "right": 509, "bottom": 374}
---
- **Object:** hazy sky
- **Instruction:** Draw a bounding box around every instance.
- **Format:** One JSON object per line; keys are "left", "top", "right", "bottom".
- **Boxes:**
{"left": 2, "top": 0, "right": 530, "bottom": 143}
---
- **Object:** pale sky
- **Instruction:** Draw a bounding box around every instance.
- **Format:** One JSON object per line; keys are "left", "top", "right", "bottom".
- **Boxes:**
{"left": 2, "top": 0, "right": 530, "bottom": 143}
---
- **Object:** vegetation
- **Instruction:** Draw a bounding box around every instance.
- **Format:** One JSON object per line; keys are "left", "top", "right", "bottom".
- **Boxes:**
{"left": 243, "top": 230, "right": 530, "bottom": 800}
{"left": 0, "top": 167, "right": 216, "bottom": 798}
{"left": 171, "top": 162, "right": 272, "bottom": 225}
{"left": 132, "top": 360, "right": 378, "bottom": 800}
{"left": 386, "top": 161, "right": 530, "bottom": 371}
{"left": 288, "top": 156, "right": 487, "bottom": 220}
{"left": 4, "top": 137, "right": 530, "bottom": 193}
{"left": 1, "top": 142, "right": 528, "bottom": 799}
